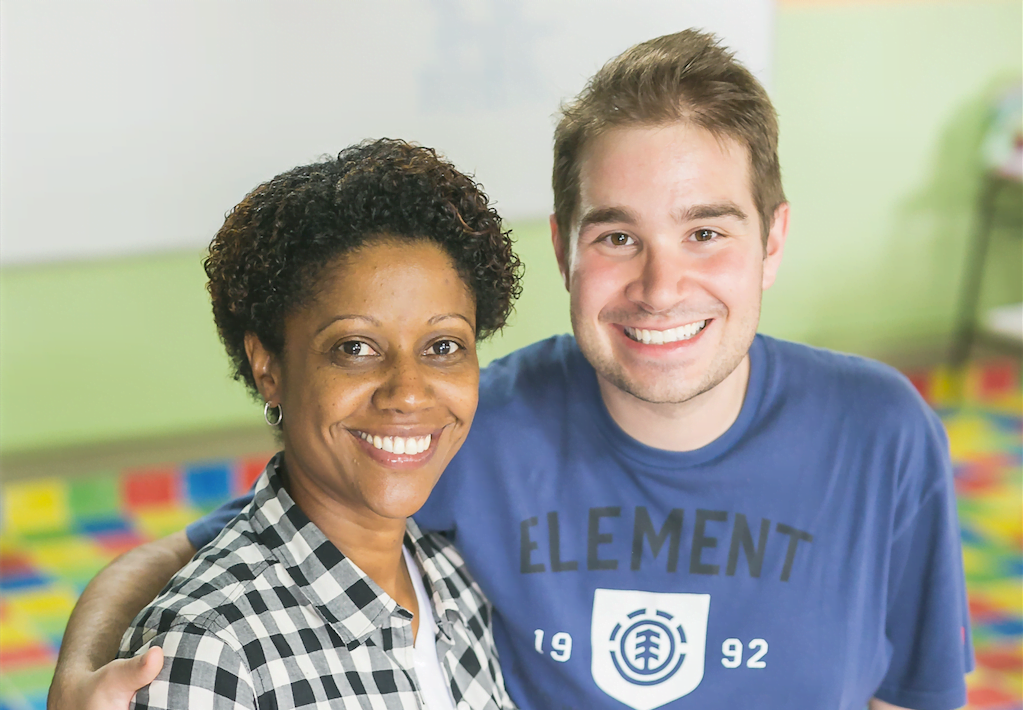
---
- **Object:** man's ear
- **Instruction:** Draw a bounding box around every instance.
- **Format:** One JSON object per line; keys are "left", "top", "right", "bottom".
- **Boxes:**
{"left": 244, "top": 332, "right": 282, "bottom": 405}
{"left": 550, "top": 214, "right": 570, "bottom": 291}
{"left": 762, "top": 202, "right": 790, "bottom": 291}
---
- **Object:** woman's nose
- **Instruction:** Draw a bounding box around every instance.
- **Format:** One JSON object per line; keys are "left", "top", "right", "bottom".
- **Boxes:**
{"left": 372, "top": 355, "right": 435, "bottom": 413}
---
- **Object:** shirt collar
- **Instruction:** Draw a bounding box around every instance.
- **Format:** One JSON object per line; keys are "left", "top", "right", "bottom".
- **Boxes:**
{"left": 403, "top": 517, "right": 474, "bottom": 635}
{"left": 246, "top": 453, "right": 471, "bottom": 646}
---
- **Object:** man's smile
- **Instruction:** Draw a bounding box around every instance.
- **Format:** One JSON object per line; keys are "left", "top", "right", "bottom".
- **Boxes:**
{"left": 622, "top": 320, "right": 709, "bottom": 345}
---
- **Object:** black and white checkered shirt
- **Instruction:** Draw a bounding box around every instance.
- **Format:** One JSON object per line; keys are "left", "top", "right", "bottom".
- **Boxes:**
{"left": 119, "top": 453, "right": 517, "bottom": 710}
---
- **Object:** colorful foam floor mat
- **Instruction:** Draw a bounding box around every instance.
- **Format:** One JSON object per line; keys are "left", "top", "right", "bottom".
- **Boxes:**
{"left": 1, "top": 361, "right": 1020, "bottom": 710}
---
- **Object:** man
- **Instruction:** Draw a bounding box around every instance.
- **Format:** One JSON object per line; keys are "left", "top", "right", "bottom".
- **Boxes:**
{"left": 50, "top": 30, "right": 972, "bottom": 710}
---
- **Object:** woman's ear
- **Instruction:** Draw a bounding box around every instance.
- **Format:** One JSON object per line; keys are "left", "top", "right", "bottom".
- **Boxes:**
{"left": 244, "top": 332, "right": 282, "bottom": 405}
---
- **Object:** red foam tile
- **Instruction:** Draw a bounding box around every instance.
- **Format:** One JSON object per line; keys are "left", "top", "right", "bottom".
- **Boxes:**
{"left": 967, "top": 686, "right": 1021, "bottom": 707}
{"left": 906, "top": 371, "right": 930, "bottom": 401}
{"left": 977, "top": 361, "right": 1020, "bottom": 398}
{"left": 0, "top": 553, "right": 36, "bottom": 576}
{"left": 121, "top": 467, "right": 180, "bottom": 509}
{"left": 969, "top": 596, "right": 1007, "bottom": 623}
{"left": 92, "top": 529, "right": 149, "bottom": 555}
{"left": 976, "top": 646, "right": 1023, "bottom": 672}
{"left": 965, "top": 601, "right": 998, "bottom": 622}
{"left": 0, "top": 643, "right": 55, "bottom": 669}
{"left": 235, "top": 454, "right": 272, "bottom": 494}
{"left": 955, "top": 477, "right": 998, "bottom": 496}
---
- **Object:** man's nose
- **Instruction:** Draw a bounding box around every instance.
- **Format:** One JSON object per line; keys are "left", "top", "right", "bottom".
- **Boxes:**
{"left": 626, "top": 246, "right": 687, "bottom": 313}
{"left": 372, "top": 354, "right": 435, "bottom": 413}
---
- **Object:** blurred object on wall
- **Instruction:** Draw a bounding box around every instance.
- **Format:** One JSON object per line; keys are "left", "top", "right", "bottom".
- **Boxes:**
{"left": 949, "top": 81, "right": 1023, "bottom": 369}
{"left": 982, "top": 83, "right": 1023, "bottom": 181}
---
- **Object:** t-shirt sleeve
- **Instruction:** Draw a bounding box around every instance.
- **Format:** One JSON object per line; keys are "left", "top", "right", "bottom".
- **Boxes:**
{"left": 185, "top": 493, "right": 253, "bottom": 550}
{"left": 873, "top": 408, "right": 974, "bottom": 710}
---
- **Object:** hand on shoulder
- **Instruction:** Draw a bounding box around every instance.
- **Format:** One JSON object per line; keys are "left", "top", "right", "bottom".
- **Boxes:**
{"left": 48, "top": 646, "right": 163, "bottom": 710}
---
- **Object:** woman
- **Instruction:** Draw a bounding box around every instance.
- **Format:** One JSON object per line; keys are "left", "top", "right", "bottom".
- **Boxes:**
{"left": 118, "top": 139, "right": 522, "bottom": 709}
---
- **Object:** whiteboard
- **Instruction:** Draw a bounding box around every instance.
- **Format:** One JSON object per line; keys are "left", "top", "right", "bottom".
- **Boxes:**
{"left": 0, "top": 0, "right": 774, "bottom": 264}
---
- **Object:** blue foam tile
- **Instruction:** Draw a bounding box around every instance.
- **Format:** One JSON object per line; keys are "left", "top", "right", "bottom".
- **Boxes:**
{"left": 75, "top": 517, "right": 131, "bottom": 535}
{"left": 958, "top": 525, "right": 984, "bottom": 546}
{"left": 983, "top": 618, "right": 1023, "bottom": 638}
{"left": 0, "top": 572, "right": 51, "bottom": 592}
{"left": 990, "top": 412, "right": 1022, "bottom": 432}
{"left": 184, "top": 462, "right": 231, "bottom": 507}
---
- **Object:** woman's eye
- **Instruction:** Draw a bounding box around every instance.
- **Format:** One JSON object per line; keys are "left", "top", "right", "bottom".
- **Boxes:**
{"left": 692, "top": 229, "right": 721, "bottom": 242}
{"left": 428, "top": 340, "right": 460, "bottom": 356}
{"left": 339, "top": 341, "right": 377, "bottom": 357}
{"left": 605, "top": 232, "right": 635, "bottom": 247}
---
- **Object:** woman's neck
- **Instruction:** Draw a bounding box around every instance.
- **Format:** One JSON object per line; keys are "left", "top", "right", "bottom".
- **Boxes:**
{"left": 282, "top": 459, "right": 420, "bottom": 635}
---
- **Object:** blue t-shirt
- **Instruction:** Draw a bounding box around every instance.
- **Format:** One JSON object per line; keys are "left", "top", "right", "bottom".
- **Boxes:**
{"left": 189, "top": 335, "right": 972, "bottom": 710}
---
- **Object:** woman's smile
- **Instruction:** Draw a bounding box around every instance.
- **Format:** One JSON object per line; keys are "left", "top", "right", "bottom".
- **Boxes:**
{"left": 350, "top": 427, "right": 440, "bottom": 467}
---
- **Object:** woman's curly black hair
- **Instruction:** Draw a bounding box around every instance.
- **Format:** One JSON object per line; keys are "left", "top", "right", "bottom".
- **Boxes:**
{"left": 204, "top": 139, "right": 523, "bottom": 395}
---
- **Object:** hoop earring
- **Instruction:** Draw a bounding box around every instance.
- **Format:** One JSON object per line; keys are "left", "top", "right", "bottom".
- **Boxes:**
{"left": 263, "top": 402, "right": 283, "bottom": 427}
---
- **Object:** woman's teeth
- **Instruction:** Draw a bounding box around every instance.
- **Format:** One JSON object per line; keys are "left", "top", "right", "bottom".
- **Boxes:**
{"left": 358, "top": 432, "right": 432, "bottom": 455}
{"left": 625, "top": 320, "right": 707, "bottom": 345}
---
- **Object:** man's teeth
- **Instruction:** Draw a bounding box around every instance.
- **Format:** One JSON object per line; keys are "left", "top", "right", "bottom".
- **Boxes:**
{"left": 625, "top": 320, "right": 707, "bottom": 345}
{"left": 358, "top": 432, "right": 432, "bottom": 455}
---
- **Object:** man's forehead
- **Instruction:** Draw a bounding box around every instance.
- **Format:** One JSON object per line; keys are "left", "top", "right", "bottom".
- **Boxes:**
{"left": 581, "top": 121, "right": 748, "bottom": 165}
{"left": 574, "top": 123, "right": 755, "bottom": 227}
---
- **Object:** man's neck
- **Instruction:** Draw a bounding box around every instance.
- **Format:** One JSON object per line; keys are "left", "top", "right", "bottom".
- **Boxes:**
{"left": 597, "top": 354, "right": 751, "bottom": 452}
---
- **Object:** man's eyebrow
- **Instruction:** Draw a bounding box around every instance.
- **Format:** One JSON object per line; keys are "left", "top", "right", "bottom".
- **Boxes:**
{"left": 577, "top": 206, "right": 639, "bottom": 232}
{"left": 675, "top": 202, "right": 749, "bottom": 224}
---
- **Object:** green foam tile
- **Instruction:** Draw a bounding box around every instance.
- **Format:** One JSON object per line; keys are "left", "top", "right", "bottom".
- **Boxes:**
{"left": 67, "top": 473, "right": 119, "bottom": 520}
{"left": 0, "top": 665, "right": 55, "bottom": 695}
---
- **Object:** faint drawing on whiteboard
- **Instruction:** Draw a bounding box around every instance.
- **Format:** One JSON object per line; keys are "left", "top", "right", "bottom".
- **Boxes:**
{"left": 419, "top": 0, "right": 548, "bottom": 112}
{"left": 0, "top": 0, "right": 773, "bottom": 264}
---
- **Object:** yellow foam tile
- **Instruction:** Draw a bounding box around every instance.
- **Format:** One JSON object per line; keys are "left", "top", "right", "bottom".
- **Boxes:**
{"left": 132, "top": 507, "right": 202, "bottom": 540}
{"left": 965, "top": 665, "right": 1021, "bottom": 699}
{"left": 946, "top": 416, "right": 998, "bottom": 459}
{"left": 24, "top": 537, "right": 107, "bottom": 576}
{"left": 976, "top": 580, "right": 1023, "bottom": 614}
{"left": 975, "top": 517, "right": 1023, "bottom": 550}
{"left": 0, "top": 613, "right": 41, "bottom": 651}
{"left": 927, "top": 368, "right": 958, "bottom": 406}
{"left": 1, "top": 479, "right": 70, "bottom": 535}
{"left": 961, "top": 547, "right": 996, "bottom": 577}
{"left": 5, "top": 587, "right": 78, "bottom": 622}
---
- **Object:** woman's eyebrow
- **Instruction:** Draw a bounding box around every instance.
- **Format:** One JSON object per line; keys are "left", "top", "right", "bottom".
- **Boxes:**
{"left": 428, "top": 313, "right": 474, "bottom": 327}
{"left": 315, "top": 314, "right": 381, "bottom": 335}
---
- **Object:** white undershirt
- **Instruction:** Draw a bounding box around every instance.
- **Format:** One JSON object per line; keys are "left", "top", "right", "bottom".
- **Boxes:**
{"left": 403, "top": 546, "right": 457, "bottom": 710}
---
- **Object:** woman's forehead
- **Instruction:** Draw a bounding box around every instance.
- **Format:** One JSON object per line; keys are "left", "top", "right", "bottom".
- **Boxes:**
{"left": 303, "top": 240, "right": 476, "bottom": 324}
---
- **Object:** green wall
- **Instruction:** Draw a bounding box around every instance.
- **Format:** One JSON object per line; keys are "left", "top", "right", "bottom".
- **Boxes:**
{"left": 0, "top": 229, "right": 572, "bottom": 455}
{"left": 764, "top": 0, "right": 1022, "bottom": 355}
{"left": 1, "top": 1, "right": 1020, "bottom": 456}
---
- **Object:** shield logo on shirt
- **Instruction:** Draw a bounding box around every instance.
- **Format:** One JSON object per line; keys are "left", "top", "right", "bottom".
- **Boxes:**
{"left": 591, "top": 588, "right": 710, "bottom": 710}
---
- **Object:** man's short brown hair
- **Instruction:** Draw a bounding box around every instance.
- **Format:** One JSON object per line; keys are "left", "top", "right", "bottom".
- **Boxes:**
{"left": 552, "top": 29, "right": 785, "bottom": 255}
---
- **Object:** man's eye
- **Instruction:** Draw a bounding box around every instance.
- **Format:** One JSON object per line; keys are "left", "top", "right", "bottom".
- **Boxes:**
{"left": 693, "top": 229, "right": 721, "bottom": 242}
{"left": 605, "top": 232, "right": 635, "bottom": 247}
{"left": 427, "top": 340, "right": 460, "bottom": 356}
{"left": 340, "top": 341, "right": 377, "bottom": 357}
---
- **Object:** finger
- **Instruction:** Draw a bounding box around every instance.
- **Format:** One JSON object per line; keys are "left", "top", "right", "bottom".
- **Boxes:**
{"left": 104, "top": 647, "right": 164, "bottom": 694}
{"left": 136, "top": 646, "right": 164, "bottom": 686}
